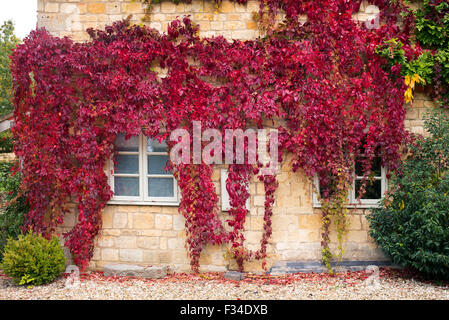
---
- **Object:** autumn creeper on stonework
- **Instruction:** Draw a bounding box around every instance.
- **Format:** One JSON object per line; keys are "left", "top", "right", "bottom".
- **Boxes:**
{"left": 11, "top": 0, "right": 412, "bottom": 271}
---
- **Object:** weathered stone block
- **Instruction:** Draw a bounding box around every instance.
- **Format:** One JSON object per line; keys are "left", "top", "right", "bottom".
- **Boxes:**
{"left": 347, "top": 215, "right": 362, "bottom": 230}
{"left": 155, "top": 214, "right": 173, "bottom": 230}
{"left": 60, "top": 3, "right": 78, "bottom": 14}
{"left": 293, "top": 229, "right": 320, "bottom": 242}
{"left": 45, "top": 3, "right": 59, "bottom": 13}
{"left": 298, "top": 214, "right": 321, "bottom": 229}
{"left": 172, "top": 250, "right": 188, "bottom": 263}
{"left": 159, "top": 237, "right": 168, "bottom": 250}
{"left": 133, "top": 213, "right": 154, "bottom": 229}
{"left": 106, "top": 2, "right": 121, "bottom": 14}
{"left": 77, "top": 3, "right": 87, "bottom": 15}
{"left": 220, "top": 1, "right": 235, "bottom": 13}
{"left": 159, "top": 251, "right": 172, "bottom": 263}
{"left": 102, "top": 229, "right": 120, "bottom": 236}
{"left": 116, "top": 236, "right": 137, "bottom": 249}
{"left": 161, "top": 206, "right": 178, "bottom": 214}
{"left": 253, "top": 195, "right": 265, "bottom": 207}
{"left": 189, "top": 0, "right": 203, "bottom": 12}
{"left": 136, "top": 236, "right": 159, "bottom": 249}
{"left": 97, "top": 235, "right": 114, "bottom": 248}
{"left": 347, "top": 230, "right": 368, "bottom": 243}
{"left": 71, "top": 21, "right": 83, "bottom": 32}
{"left": 104, "top": 264, "right": 168, "bottom": 278}
{"left": 161, "top": 1, "right": 177, "bottom": 13}
{"left": 38, "top": 0, "right": 45, "bottom": 12}
{"left": 272, "top": 215, "right": 298, "bottom": 231}
{"left": 119, "top": 249, "right": 143, "bottom": 262}
{"left": 113, "top": 212, "right": 128, "bottom": 228}
{"left": 247, "top": 1, "right": 260, "bottom": 12}
{"left": 173, "top": 215, "right": 185, "bottom": 231}
{"left": 224, "top": 271, "right": 245, "bottom": 281}
{"left": 101, "top": 248, "right": 119, "bottom": 261}
{"left": 245, "top": 231, "right": 262, "bottom": 244}
{"left": 142, "top": 250, "right": 161, "bottom": 264}
{"left": 122, "top": 2, "right": 142, "bottom": 14}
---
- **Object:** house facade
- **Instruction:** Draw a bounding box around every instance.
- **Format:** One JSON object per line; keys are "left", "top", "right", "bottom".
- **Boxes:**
{"left": 36, "top": 0, "right": 433, "bottom": 273}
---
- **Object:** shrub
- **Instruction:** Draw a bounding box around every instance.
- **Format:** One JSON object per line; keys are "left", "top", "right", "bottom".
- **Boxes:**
{"left": 0, "top": 161, "right": 28, "bottom": 259}
{"left": 367, "top": 109, "right": 449, "bottom": 280}
{"left": 0, "top": 20, "right": 20, "bottom": 116}
{"left": 0, "top": 131, "right": 13, "bottom": 153}
{"left": 1, "top": 231, "right": 66, "bottom": 286}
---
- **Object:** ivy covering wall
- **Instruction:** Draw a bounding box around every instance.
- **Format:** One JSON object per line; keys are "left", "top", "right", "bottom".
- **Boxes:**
{"left": 11, "top": 0, "right": 417, "bottom": 272}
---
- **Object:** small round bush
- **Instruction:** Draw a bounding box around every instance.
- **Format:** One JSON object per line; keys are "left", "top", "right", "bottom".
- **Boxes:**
{"left": 367, "top": 110, "right": 449, "bottom": 280}
{"left": 1, "top": 231, "right": 66, "bottom": 286}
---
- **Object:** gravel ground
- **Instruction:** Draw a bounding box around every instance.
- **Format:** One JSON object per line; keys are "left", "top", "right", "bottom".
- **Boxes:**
{"left": 1, "top": 268, "right": 448, "bottom": 300}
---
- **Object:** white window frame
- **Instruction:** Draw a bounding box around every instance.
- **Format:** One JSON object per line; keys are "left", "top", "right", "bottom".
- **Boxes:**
{"left": 312, "top": 166, "right": 388, "bottom": 209}
{"left": 107, "top": 134, "right": 179, "bottom": 206}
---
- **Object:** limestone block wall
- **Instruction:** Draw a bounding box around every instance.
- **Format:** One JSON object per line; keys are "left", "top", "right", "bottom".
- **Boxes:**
{"left": 40, "top": 0, "right": 434, "bottom": 272}
{"left": 37, "top": 0, "right": 388, "bottom": 41}
{"left": 37, "top": 0, "right": 263, "bottom": 41}
{"left": 405, "top": 92, "right": 436, "bottom": 135}
{"left": 58, "top": 154, "right": 388, "bottom": 273}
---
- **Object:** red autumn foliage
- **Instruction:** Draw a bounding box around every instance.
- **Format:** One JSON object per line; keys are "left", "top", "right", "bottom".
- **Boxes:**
{"left": 10, "top": 0, "right": 412, "bottom": 271}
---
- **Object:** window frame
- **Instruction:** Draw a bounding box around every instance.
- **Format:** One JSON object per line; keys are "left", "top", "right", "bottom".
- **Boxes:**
{"left": 312, "top": 165, "right": 388, "bottom": 209}
{"left": 107, "top": 134, "right": 179, "bottom": 206}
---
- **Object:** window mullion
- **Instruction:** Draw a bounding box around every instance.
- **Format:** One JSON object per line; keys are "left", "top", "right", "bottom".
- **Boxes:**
{"left": 381, "top": 166, "right": 387, "bottom": 196}
{"left": 109, "top": 158, "right": 114, "bottom": 195}
{"left": 350, "top": 176, "right": 355, "bottom": 204}
{"left": 140, "top": 133, "right": 148, "bottom": 201}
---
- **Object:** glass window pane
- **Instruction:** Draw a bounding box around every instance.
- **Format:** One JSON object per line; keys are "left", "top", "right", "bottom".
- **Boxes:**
{"left": 114, "top": 177, "right": 139, "bottom": 197}
{"left": 148, "top": 155, "right": 171, "bottom": 174}
{"left": 371, "top": 157, "right": 382, "bottom": 176}
{"left": 318, "top": 176, "right": 338, "bottom": 199}
{"left": 355, "top": 157, "right": 381, "bottom": 177}
{"left": 148, "top": 178, "right": 174, "bottom": 197}
{"left": 114, "top": 155, "right": 139, "bottom": 174}
{"left": 355, "top": 161, "right": 363, "bottom": 176}
{"left": 355, "top": 179, "right": 381, "bottom": 199}
{"left": 147, "top": 138, "right": 167, "bottom": 152}
{"left": 115, "top": 134, "right": 139, "bottom": 152}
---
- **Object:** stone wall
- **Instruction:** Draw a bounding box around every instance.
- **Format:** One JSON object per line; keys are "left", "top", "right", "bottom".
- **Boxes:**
{"left": 37, "top": 0, "right": 263, "bottom": 41}
{"left": 40, "top": 0, "right": 433, "bottom": 272}
{"left": 59, "top": 153, "right": 388, "bottom": 273}
{"left": 37, "top": 0, "right": 388, "bottom": 41}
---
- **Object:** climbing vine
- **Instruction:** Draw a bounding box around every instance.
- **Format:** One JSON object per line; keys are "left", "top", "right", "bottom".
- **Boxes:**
{"left": 11, "top": 0, "right": 412, "bottom": 272}
{"left": 377, "top": 0, "right": 449, "bottom": 107}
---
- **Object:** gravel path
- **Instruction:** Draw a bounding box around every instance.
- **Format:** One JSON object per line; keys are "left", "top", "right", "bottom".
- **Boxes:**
{"left": 1, "top": 268, "right": 448, "bottom": 300}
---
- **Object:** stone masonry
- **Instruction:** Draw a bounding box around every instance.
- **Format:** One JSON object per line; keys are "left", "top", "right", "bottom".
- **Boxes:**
{"left": 36, "top": 0, "right": 434, "bottom": 273}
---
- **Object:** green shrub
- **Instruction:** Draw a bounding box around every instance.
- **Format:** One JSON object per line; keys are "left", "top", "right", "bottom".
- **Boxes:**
{"left": 0, "top": 161, "right": 28, "bottom": 259}
{"left": 0, "top": 21, "right": 20, "bottom": 117}
{"left": 0, "top": 131, "right": 13, "bottom": 153}
{"left": 1, "top": 231, "right": 66, "bottom": 286}
{"left": 367, "top": 109, "right": 449, "bottom": 280}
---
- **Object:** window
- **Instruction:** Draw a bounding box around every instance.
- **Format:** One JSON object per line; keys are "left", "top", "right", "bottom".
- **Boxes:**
{"left": 312, "top": 157, "right": 388, "bottom": 208}
{"left": 107, "top": 134, "right": 179, "bottom": 205}
{"left": 351, "top": 157, "right": 387, "bottom": 206}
